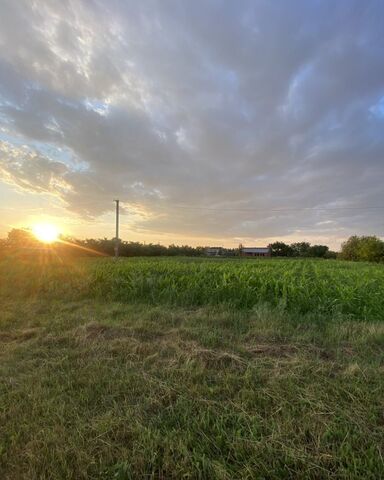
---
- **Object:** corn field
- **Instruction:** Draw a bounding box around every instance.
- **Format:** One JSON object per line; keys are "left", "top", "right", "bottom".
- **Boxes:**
{"left": 4, "top": 257, "right": 383, "bottom": 321}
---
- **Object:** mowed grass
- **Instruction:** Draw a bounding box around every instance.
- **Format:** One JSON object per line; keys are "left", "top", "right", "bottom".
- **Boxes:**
{"left": 0, "top": 257, "right": 383, "bottom": 479}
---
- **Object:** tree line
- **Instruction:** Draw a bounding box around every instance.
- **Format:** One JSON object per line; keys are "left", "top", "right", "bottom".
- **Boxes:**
{"left": 0, "top": 229, "right": 383, "bottom": 262}
{"left": 268, "top": 241, "right": 336, "bottom": 258}
{"left": 0, "top": 229, "right": 206, "bottom": 257}
{"left": 267, "top": 237, "right": 384, "bottom": 262}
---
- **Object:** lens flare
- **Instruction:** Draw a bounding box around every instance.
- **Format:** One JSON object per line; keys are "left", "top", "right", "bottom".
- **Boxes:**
{"left": 32, "top": 224, "right": 60, "bottom": 244}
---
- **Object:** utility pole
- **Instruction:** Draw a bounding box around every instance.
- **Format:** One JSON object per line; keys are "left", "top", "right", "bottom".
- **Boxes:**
{"left": 114, "top": 199, "right": 119, "bottom": 258}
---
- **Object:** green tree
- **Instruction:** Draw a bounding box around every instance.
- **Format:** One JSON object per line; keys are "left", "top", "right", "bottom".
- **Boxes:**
{"left": 268, "top": 242, "right": 293, "bottom": 257}
{"left": 290, "top": 242, "right": 311, "bottom": 257}
{"left": 340, "top": 235, "right": 384, "bottom": 262}
{"left": 309, "top": 245, "right": 329, "bottom": 258}
{"left": 357, "top": 236, "right": 384, "bottom": 262}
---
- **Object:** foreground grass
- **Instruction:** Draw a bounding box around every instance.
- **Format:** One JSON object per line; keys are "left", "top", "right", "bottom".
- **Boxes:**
{"left": 1, "top": 297, "right": 383, "bottom": 479}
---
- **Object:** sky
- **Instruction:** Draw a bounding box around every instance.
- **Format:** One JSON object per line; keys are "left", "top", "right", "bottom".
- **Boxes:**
{"left": 0, "top": 0, "right": 383, "bottom": 249}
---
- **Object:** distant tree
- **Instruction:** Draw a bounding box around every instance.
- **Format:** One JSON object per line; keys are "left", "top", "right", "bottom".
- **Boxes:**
{"left": 357, "top": 236, "right": 384, "bottom": 262}
{"left": 7, "top": 228, "right": 367, "bottom": 262}
{"left": 194, "top": 246, "right": 206, "bottom": 256}
{"left": 7, "top": 228, "right": 37, "bottom": 248}
{"left": 53, "top": 237, "right": 206, "bottom": 258}
{"left": 268, "top": 242, "right": 293, "bottom": 257}
{"left": 340, "top": 235, "right": 384, "bottom": 262}
{"left": 290, "top": 242, "right": 311, "bottom": 257}
{"left": 339, "top": 236, "right": 360, "bottom": 261}
{"left": 309, "top": 245, "right": 329, "bottom": 258}
{"left": 0, "top": 238, "right": 7, "bottom": 257}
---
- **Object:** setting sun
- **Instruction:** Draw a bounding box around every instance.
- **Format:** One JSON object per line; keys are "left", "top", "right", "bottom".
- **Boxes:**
{"left": 32, "top": 224, "right": 60, "bottom": 244}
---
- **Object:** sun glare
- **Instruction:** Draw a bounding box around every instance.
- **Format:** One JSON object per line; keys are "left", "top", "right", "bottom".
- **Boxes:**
{"left": 32, "top": 223, "right": 60, "bottom": 244}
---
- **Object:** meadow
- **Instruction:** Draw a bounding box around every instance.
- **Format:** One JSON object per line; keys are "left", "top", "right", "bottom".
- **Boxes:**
{"left": 1, "top": 256, "right": 383, "bottom": 479}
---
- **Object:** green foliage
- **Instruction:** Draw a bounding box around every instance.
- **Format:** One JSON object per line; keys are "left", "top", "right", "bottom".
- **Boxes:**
{"left": 269, "top": 241, "right": 331, "bottom": 258}
{"left": 290, "top": 242, "right": 311, "bottom": 257}
{"left": 340, "top": 236, "right": 362, "bottom": 261}
{"left": 268, "top": 241, "right": 293, "bottom": 257}
{"left": 340, "top": 235, "right": 384, "bottom": 262}
{"left": 57, "top": 236, "right": 205, "bottom": 257}
{"left": 2, "top": 257, "right": 384, "bottom": 321}
{"left": 309, "top": 244, "right": 329, "bottom": 257}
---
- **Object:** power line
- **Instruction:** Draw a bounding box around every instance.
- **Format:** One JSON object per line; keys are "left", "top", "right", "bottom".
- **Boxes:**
{"left": 124, "top": 202, "right": 384, "bottom": 214}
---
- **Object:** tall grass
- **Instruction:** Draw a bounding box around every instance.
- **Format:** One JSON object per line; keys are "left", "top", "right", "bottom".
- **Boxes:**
{"left": 2, "top": 257, "right": 384, "bottom": 321}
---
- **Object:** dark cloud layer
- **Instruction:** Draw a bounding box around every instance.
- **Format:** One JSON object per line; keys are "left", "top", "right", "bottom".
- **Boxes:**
{"left": 0, "top": 0, "right": 383, "bottom": 244}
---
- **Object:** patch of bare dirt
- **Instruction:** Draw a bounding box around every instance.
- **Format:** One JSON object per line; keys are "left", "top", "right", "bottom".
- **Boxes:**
{"left": 0, "top": 328, "right": 40, "bottom": 343}
{"left": 245, "top": 343, "right": 298, "bottom": 358}
{"left": 75, "top": 322, "right": 127, "bottom": 340}
{"left": 192, "top": 347, "right": 246, "bottom": 367}
{"left": 245, "top": 342, "right": 354, "bottom": 360}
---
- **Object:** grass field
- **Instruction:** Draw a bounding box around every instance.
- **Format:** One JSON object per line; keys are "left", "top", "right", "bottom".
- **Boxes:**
{"left": 1, "top": 257, "right": 383, "bottom": 479}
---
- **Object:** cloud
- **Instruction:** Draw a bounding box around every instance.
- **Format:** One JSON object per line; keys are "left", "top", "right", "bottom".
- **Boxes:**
{"left": 0, "top": 0, "right": 383, "bottom": 246}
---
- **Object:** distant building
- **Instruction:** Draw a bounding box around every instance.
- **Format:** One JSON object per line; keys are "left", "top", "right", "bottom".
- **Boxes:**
{"left": 205, "top": 247, "right": 223, "bottom": 256}
{"left": 240, "top": 246, "right": 271, "bottom": 257}
{"left": 205, "top": 246, "right": 270, "bottom": 257}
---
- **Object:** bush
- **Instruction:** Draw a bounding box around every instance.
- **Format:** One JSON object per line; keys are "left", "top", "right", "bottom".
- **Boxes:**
{"left": 340, "top": 235, "right": 384, "bottom": 262}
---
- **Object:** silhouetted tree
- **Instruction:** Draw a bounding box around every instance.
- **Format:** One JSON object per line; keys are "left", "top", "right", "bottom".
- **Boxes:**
{"left": 290, "top": 242, "right": 311, "bottom": 257}
{"left": 268, "top": 242, "right": 293, "bottom": 257}
{"left": 309, "top": 245, "right": 329, "bottom": 258}
{"left": 7, "top": 229, "right": 37, "bottom": 248}
{"left": 0, "top": 238, "right": 7, "bottom": 257}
